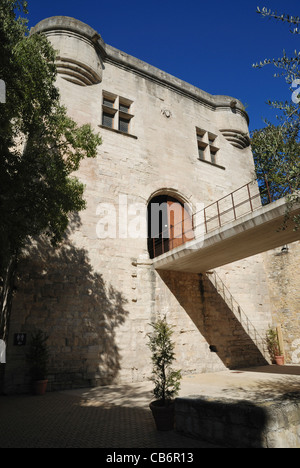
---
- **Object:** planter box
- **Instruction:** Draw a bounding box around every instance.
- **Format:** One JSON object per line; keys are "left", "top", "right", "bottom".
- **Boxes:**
{"left": 33, "top": 379, "right": 48, "bottom": 395}
{"left": 150, "top": 400, "right": 175, "bottom": 431}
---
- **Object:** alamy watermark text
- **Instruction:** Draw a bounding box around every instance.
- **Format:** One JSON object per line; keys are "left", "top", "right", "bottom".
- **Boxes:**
{"left": 292, "top": 79, "right": 300, "bottom": 104}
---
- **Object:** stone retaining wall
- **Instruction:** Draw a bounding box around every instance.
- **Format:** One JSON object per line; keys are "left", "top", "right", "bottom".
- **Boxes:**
{"left": 175, "top": 394, "right": 300, "bottom": 448}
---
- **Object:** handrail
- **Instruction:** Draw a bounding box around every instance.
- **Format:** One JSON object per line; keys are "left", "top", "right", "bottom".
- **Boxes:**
{"left": 149, "top": 180, "right": 275, "bottom": 258}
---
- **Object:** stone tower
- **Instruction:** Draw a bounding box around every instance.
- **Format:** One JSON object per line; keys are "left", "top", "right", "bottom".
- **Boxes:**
{"left": 5, "top": 17, "right": 276, "bottom": 392}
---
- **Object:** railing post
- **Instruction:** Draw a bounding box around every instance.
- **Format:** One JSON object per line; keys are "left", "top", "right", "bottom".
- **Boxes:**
{"left": 231, "top": 192, "right": 237, "bottom": 220}
{"left": 204, "top": 208, "right": 208, "bottom": 233}
{"left": 216, "top": 200, "right": 221, "bottom": 228}
{"left": 170, "top": 224, "right": 174, "bottom": 250}
{"left": 247, "top": 183, "right": 253, "bottom": 212}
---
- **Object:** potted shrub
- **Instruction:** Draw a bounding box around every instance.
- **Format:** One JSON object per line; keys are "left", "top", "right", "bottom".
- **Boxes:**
{"left": 26, "top": 329, "right": 50, "bottom": 395}
{"left": 147, "top": 316, "right": 182, "bottom": 431}
{"left": 266, "top": 327, "right": 284, "bottom": 366}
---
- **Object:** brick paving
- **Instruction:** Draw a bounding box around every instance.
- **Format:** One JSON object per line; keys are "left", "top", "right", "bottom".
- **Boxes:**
{"left": 0, "top": 386, "right": 217, "bottom": 448}
{"left": 2, "top": 367, "right": 300, "bottom": 449}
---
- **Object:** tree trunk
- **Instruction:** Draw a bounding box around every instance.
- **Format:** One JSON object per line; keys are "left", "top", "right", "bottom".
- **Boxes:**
{"left": 0, "top": 254, "right": 17, "bottom": 342}
{"left": 0, "top": 253, "right": 17, "bottom": 394}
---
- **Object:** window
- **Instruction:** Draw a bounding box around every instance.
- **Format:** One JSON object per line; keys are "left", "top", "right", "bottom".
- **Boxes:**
{"left": 101, "top": 92, "right": 134, "bottom": 135}
{"left": 103, "top": 96, "right": 115, "bottom": 108}
{"left": 102, "top": 111, "right": 114, "bottom": 128}
{"left": 102, "top": 93, "right": 117, "bottom": 129}
{"left": 196, "top": 128, "right": 220, "bottom": 166}
{"left": 210, "top": 148, "right": 218, "bottom": 165}
{"left": 208, "top": 132, "right": 219, "bottom": 164}
{"left": 119, "top": 117, "right": 129, "bottom": 133}
{"left": 197, "top": 129, "right": 206, "bottom": 161}
{"left": 119, "top": 102, "right": 130, "bottom": 113}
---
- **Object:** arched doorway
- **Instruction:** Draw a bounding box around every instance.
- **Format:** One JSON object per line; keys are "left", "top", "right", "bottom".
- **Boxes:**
{"left": 147, "top": 195, "right": 194, "bottom": 259}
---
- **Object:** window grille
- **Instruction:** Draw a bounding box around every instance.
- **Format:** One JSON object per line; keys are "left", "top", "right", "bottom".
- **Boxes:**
{"left": 102, "top": 112, "right": 114, "bottom": 128}
{"left": 119, "top": 103, "right": 130, "bottom": 113}
{"left": 103, "top": 97, "right": 115, "bottom": 108}
{"left": 119, "top": 117, "right": 130, "bottom": 133}
{"left": 196, "top": 128, "right": 220, "bottom": 165}
{"left": 102, "top": 92, "right": 133, "bottom": 134}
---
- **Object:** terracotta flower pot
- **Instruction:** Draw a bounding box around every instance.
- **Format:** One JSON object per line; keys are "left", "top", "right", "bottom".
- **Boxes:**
{"left": 33, "top": 379, "right": 48, "bottom": 395}
{"left": 275, "top": 355, "right": 284, "bottom": 366}
{"left": 149, "top": 400, "right": 175, "bottom": 431}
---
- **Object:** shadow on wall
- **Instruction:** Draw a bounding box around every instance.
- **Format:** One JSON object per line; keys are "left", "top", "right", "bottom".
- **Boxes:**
{"left": 176, "top": 397, "right": 269, "bottom": 448}
{"left": 158, "top": 270, "right": 268, "bottom": 369}
{"left": 10, "top": 220, "right": 129, "bottom": 391}
{"left": 176, "top": 390, "right": 300, "bottom": 448}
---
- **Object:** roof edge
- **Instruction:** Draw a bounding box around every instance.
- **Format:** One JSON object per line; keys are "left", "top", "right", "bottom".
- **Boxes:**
{"left": 31, "top": 16, "right": 249, "bottom": 124}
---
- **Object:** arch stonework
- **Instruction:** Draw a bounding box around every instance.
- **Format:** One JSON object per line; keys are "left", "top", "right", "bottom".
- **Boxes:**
{"left": 147, "top": 192, "right": 195, "bottom": 259}
{"left": 144, "top": 182, "right": 198, "bottom": 215}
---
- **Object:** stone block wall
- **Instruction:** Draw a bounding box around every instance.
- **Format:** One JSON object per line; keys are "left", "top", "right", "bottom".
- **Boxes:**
{"left": 5, "top": 234, "right": 130, "bottom": 393}
{"left": 5, "top": 244, "right": 271, "bottom": 393}
{"left": 2, "top": 16, "right": 283, "bottom": 393}
{"left": 175, "top": 394, "right": 300, "bottom": 448}
{"left": 157, "top": 270, "right": 268, "bottom": 372}
{"left": 263, "top": 241, "right": 300, "bottom": 364}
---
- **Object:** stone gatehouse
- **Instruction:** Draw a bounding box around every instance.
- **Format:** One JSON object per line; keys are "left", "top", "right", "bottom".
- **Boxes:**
{"left": 4, "top": 16, "right": 300, "bottom": 393}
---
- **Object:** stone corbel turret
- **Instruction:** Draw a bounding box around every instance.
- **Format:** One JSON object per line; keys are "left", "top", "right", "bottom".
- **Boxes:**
{"left": 30, "top": 16, "right": 105, "bottom": 86}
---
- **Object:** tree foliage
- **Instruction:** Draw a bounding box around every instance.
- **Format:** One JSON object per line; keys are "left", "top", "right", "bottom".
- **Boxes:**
{"left": 0, "top": 0, "right": 102, "bottom": 341}
{"left": 254, "top": 8, "right": 300, "bottom": 83}
{"left": 257, "top": 7, "right": 300, "bottom": 35}
{"left": 251, "top": 109, "right": 300, "bottom": 205}
{"left": 265, "top": 327, "right": 282, "bottom": 362}
{"left": 147, "top": 317, "right": 181, "bottom": 405}
{"left": 251, "top": 7, "right": 300, "bottom": 226}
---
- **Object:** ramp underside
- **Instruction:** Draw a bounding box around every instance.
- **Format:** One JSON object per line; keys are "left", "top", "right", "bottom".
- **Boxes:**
{"left": 153, "top": 199, "right": 300, "bottom": 273}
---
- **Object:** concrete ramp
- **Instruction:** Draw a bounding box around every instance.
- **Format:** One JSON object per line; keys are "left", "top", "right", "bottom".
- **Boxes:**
{"left": 153, "top": 198, "right": 300, "bottom": 273}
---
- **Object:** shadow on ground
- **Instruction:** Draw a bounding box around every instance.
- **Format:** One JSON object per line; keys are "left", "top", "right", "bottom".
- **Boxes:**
{"left": 0, "top": 391, "right": 218, "bottom": 448}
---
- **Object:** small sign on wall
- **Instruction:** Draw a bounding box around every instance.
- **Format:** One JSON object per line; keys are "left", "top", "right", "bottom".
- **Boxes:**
{"left": 14, "top": 333, "right": 27, "bottom": 346}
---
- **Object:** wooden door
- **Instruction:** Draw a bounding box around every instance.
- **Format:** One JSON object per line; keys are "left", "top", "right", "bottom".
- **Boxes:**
{"left": 168, "top": 201, "right": 194, "bottom": 250}
{"left": 148, "top": 195, "right": 194, "bottom": 258}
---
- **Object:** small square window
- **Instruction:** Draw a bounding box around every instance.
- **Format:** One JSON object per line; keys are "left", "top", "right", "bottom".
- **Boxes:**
{"left": 196, "top": 128, "right": 219, "bottom": 165}
{"left": 119, "top": 116, "right": 130, "bottom": 133}
{"left": 197, "top": 130, "right": 205, "bottom": 141}
{"left": 103, "top": 96, "right": 115, "bottom": 108}
{"left": 102, "top": 111, "right": 114, "bottom": 128}
{"left": 119, "top": 102, "right": 130, "bottom": 113}
{"left": 198, "top": 147, "right": 205, "bottom": 161}
{"left": 210, "top": 150, "right": 218, "bottom": 165}
{"left": 102, "top": 92, "right": 134, "bottom": 135}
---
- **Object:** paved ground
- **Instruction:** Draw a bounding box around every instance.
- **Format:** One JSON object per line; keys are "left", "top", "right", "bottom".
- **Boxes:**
{"left": 1, "top": 366, "right": 300, "bottom": 448}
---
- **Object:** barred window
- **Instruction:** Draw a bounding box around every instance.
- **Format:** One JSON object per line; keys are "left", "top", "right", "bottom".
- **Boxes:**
{"left": 119, "top": 117, "right": 130, "bottom": 133}
{"left": 196, "top": 128, "right": 220, "bottom": 165}
{"left": 103, "top": 97, "right": 115, "bottom": 108}
{"left": 102, "top": 111, "right": 114, "bottom": 128}
{"left": 119, "top": 102, "right": 130, "bottom": 113}
{"left": 101, "top": 92, "right": 134, "bottom": 135}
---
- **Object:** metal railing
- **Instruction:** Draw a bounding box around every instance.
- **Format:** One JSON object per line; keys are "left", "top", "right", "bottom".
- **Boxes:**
{"left": 149, "top": 180, "right": 273, "bottom": 258}
{"left": 194, "top": 181, "right": 264, "bottom": 235}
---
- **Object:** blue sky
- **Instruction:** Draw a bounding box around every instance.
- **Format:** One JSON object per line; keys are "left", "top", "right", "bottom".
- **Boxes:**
{"left": 25, "top": 0, "right": 299, "bottom": 132}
